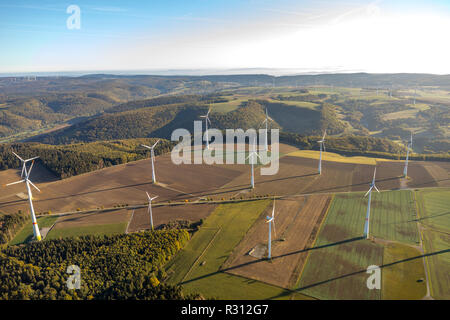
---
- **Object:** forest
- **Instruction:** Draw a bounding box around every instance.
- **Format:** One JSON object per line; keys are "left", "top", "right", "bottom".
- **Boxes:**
{"left": 0, "top": 230, "right": 197, "bottom": 300}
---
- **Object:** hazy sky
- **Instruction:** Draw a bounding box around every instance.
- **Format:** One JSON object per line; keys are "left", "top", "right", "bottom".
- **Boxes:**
{"left": 1, "top": 0, "right": 450, "bottom": 74}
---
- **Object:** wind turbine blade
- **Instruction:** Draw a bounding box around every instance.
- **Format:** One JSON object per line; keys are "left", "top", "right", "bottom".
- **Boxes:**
{"left": 207, "top": 117, "right": 211, "bottom": 125}
{"left": 151, "top": 196, "right": 159, "bottom": 201}
{"left": 152, "top": 139, "right": 160, "bottom": 148}
{"left": 28, "top": 180, "right": 41, "bottom": 193}
{"left": 21, "top": 164, "right": 26, "bottom": 178}
{"left": 6, "top": 180, "right": 25, "bottom": 186}
{"left": 12, "top": 151, "right": 24, "bottom": 162}
{"left": 28, "top": 160, "right": 35, "bottom": 175}
{"left": 272, "top": 200, "right": 275, "bottom": 218}
{"left": 364, "top": 186, "right": 373, "bottom": 197}
{"left": 25, "top": 156, "right": 39, "bottom": 162}
{"left": 374, "top": 185, "right": 380, "bottom": 193}
{"left": 272, "top": 220, "right": 276, "bottom": 237}
{"left": 141, "top": 144, "right": 152, "bottom": 149}
{"left": 323, "top": 143, "right": 326, "bottom": 152}
{"left": 372, "top": 167, "right": 377, "bottom": 183}
{"left": 323, "top": 130, "right": 327, "bottom": 140}
{"left": 146, "top": 191, "right": 151, "bottom": 200}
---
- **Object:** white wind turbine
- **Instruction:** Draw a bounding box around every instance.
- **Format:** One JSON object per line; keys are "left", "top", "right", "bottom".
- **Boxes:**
{"left": 246, "top": 137, "right": 261, "bottom": 189}
{"left": 141, "top": 139, "right": 160, "bottom": 184}
{"left": 146, "top": 192, "right": 158, "bottom": 230}
{"left": 200, "top": 106, "right": 212, "bottom": 150}
{"left": 265, "top": 199, "right": 276, "bottom": 260}
{"left": 317, "top": 130, "right": 327, "bottom": 175}
{"left": 261, "top": 108, "right": 274, "bottom": 151}
{"left": 363, "top": 168, "right": 380, "bottom": 239}
{"left": 403, "top": 132, "right": 413, "bottom": 178}
{"left": 6, "top": 152, "right": 42, "bottom": 241}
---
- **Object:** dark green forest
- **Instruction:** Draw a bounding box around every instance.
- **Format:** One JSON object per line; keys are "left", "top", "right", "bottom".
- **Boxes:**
{"left": 0, "top": 230, "right": 196, "bottom": 300}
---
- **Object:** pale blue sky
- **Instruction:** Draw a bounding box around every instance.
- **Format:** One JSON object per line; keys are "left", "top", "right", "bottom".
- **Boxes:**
{"left": 1, "top": 0, "right": 449, "bottom": 74}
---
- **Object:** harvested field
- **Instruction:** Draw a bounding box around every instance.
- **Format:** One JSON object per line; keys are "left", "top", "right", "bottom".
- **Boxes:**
{"left": 422, "top": 162, "right": 450, "bottom": 187}
{"left": 127, "top": 203, "right": 217, "bottom": 232}
{"left": 52, "top": 209, "right": 131, "bottom": 229}
{"left": 223, "top": 195, "right": 331, "bottom": 288}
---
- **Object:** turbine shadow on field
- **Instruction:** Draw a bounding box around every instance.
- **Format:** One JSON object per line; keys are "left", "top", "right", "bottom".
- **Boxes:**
{"left": 266, "top": 248, "right": 450, "bottom": 299}
{"left": 179, "top": 236, "right": 363, "bottom": 286}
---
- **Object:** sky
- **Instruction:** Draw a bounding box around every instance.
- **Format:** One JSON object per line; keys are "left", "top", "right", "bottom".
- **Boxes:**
{"left": 1, "top": 0, "right": 450, "bottom": 75}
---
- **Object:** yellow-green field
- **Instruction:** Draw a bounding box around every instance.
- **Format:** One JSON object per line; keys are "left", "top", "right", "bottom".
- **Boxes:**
{"left": 287, "top": 150, "right": 399, "bottom": 165}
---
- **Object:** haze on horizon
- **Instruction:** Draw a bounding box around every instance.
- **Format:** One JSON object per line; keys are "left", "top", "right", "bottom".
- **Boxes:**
{"left": 1, "top": 0, "right": 450, "bottom": 75}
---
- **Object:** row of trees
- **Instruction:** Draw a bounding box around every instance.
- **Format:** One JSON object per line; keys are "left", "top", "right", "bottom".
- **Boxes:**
{"left": 0, "top": 211, "right": 29, "bottom": 246}
{"left": 1, "top": 230, "right": 196, "bottom": 300}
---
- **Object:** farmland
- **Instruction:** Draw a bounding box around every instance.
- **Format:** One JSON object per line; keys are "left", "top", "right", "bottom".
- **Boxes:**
{"left": 165, "top": 200, "right": 312, "bottom": 299}
{"left": 415, "top": 188, "right": 450, "bottom": 299}
{"left": 223, "top": 195, "right": 331, "bottom": 289}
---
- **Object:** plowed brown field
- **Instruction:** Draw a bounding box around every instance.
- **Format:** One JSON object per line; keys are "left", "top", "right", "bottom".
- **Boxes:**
{"left": 222, "top": 194, "right": 331, "bottom": 288}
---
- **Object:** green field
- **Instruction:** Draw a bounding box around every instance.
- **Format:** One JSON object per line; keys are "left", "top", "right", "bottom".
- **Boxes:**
{"left": 381, "top": 242, "right": 427, "bottom": 299}
{"left": 9, "top": 215, "right": 59, "bottom": 246}
{"left": 415, "top": 188, "right": 450, "bottom": 299}
{"left": 165, "top": 200, "right": 308, "bottom": 299}
{"left": 415, "top": 189, "right": 450, "bottom": 233}
{"left": 370, "top": 190, "right": 420, "bottom": 245}
{"left": 296, "top": 192, "right": 384, "bottom": 299}
{"left": 296, "top": 190, "right": 422, "bottom": 299}
{"left": 45, "top": 222, "right": 128, "bottom": 240}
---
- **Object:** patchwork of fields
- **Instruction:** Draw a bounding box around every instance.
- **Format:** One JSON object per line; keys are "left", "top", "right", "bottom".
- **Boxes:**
{"left": 2, "top": 144, "right": 448, "bottom": 300}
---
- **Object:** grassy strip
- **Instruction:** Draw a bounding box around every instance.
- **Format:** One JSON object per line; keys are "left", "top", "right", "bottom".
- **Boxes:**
{"left": 45, "top": 222, "right": 127, "bottom": 240}
{"left": 9, "top": 215, "right": 58, "bottom": 246}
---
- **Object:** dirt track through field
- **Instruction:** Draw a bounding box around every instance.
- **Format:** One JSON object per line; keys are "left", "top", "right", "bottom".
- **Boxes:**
{"left": 222, "top": 194, "right": 331, "bottom": 288}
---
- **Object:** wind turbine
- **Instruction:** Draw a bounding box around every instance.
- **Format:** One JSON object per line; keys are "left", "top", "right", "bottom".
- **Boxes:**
{"left": 146, "top": 192, "right": 158, "bottom": 230}
{"left": 261, "top": 108, "right": 274, "bottom": 151}
{"left": 141, "top": 139, "right": 160, "bottom": 183}
{"left": 265, "top": 199, "right": 276, "bottom": 260}
{"left": 246, "top": 137, "right": 261, "bottom": 189}
{"left": 317, "top": 130, "right": 327, "bottom": 175}
{"left": 6, "top": 152, "right": 42, "bottom": 241}
{"left": 403, "top": 132, "right": 413, "bottom": 178}
{"left": 200, "top": 106, "right": 212, "bottom": 150}
{"left": 363, "top": 168, "right": 380, "bottom": 239}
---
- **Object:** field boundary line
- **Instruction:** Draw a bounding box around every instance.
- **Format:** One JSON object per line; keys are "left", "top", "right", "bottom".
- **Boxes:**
{"left": 125, "top": 210, "right": 134, "bottom": 234}
{"left": 293, "top": 194, "right": 334, "bottom": 289}
{"left": 180, "top": 228, "right": 221, "bottom": 283}
{"left": 413, "top": 190, "right": 433, "bottom": 298}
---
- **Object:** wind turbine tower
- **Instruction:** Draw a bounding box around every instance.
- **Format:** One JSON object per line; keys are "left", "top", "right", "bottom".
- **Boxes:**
{"left": 403, "top": 132, "right": 413, "bottom": 178}
{"left": 317, "top": 130, "right": 327, "bottom": 175}
{"left": 261, "top": 108, "right": 274, "bottom": 151}
{"left": 246, "top": 137, "right": 261, "bottom": 189}
{"left": 363, "top": 168, "right": 380, "bottom": 239}
{"left": 141, "top": 139, "right": 160, "bottom": 183}
{"left": 146, "top": 192, "right": 158, "bottom": 230}
{"left": 6, "top": 152, "right": 42, "bottom": 241}
{"left": 200, "top": 106, "right": 212, "bottom": 150}
{"left": 265, "top": 199, "right": 276, "bottom": 260}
